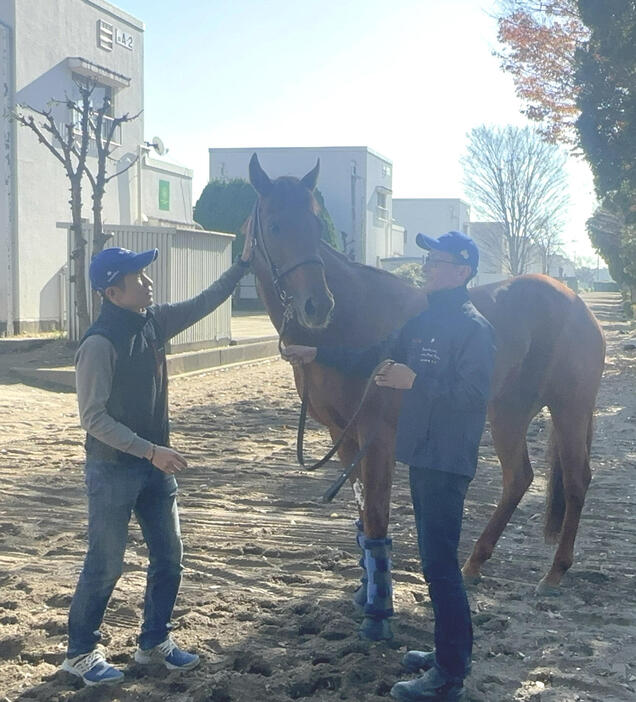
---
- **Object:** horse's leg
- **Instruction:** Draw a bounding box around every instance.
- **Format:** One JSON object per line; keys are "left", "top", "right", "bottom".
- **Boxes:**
{"left": 356, "top": 420, "right": 395, "bottom": 641}
{"left": 328, "top": 429, "right": 367, "bottom": 608}
{"left": 536, "top": 406, "right": 593, "bottom": 595}
{"left": 462, "top": 399, "right": 535, "bottom": 583}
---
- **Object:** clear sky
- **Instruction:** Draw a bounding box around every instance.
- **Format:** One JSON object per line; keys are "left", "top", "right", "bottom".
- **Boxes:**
{"left": 119, "top": 0, "right": 597, "bottom": 262}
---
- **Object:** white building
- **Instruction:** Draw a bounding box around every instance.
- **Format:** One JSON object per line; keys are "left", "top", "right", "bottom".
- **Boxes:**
{"left": 468, "top": 221, "right": 508, "bottom": 286}
{"left": 392, "top": 198, "right": 472, "bottom": 259}
{"left": 1, "top": 0, "right": 194, "bottom": 334}
{"left": 208, "top": 146, "right": 404, "bottom": 266}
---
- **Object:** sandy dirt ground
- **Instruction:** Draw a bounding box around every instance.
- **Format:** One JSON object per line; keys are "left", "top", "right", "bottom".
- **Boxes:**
{"left": 0, "top": 293, "right": 634, "bottom": 702}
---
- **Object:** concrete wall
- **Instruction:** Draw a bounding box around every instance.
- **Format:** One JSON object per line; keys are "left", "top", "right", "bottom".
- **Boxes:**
{"left": 365, "top": 151, "right": 395, "bottom": 264}
{"left": 208, "top": 146, "right": 394, "bottom": 266}
{"left": 142, "top": 155, "right": 194, "bottom": 225}
{"left": 468, "top": 221, "right": 508, "bottom": 286}
{"left": 393, "top": 198, "right": 471, "bottom": 258}
{"left": 390, "top": 222, "right": 405, "bottom": 259}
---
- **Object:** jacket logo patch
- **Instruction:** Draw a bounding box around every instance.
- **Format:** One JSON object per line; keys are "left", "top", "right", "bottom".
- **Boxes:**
{"left": 419, "top": 343, "right": 440, "bottom": 365}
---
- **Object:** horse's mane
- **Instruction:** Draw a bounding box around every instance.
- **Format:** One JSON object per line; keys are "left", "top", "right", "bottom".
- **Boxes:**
{"left": 319, "top": 240, "right": 420, "bottom": 291}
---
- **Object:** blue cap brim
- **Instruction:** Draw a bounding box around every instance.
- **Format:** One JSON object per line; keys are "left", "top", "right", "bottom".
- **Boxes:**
{"left": 415, "top": 233, "right": 440, "bottom": 251}
{"left": 125, "top": 249, "right": 158, "bottom": 273}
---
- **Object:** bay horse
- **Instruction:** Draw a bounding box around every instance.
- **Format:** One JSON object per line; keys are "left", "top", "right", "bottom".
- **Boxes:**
{"left": 246, "top": 154, "right": 605, "bottom": 640}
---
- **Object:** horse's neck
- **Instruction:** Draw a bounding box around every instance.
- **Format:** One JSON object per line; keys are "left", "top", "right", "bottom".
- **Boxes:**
{"left": 272, "top": 244, "right": 427, "bottom": 346}
{"left": 253, "top": 243, "right": 427, "bottom": 346}
{"left": 322, "top": 246, "right": 427, "bottom": 342}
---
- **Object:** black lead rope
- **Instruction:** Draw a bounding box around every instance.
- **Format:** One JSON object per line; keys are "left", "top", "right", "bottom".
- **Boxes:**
{"left": 296, "top": 361, "right": 390, "bottom": 502}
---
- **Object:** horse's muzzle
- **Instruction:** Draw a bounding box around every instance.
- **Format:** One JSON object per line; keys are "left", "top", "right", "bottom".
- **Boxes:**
{"left": 297, "top": 292, "right": 334, "bottom": 329}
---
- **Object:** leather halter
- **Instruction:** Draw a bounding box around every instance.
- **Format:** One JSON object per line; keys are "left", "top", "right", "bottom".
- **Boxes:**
{"left": 250, "top": 200, "right": 324, "bottom": 315}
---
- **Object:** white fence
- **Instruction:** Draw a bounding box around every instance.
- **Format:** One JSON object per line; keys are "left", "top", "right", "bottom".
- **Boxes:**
{"left": 63, "top": 223, "right": 235, "bottom": 350}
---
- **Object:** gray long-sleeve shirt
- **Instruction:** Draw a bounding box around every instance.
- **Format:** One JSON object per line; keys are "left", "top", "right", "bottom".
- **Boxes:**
{"left": 75, "top": 260, "right": 248, "bottom": 459}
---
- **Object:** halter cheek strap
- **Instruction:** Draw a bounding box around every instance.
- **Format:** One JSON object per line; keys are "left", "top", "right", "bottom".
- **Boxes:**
{"left": 251, "top": 201, "right": 325, "bottom": 307}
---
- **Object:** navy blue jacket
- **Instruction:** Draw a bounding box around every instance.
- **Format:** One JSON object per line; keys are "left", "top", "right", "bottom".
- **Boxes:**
{"left": 316, "top": 286, "right": 495, "bottom": 478}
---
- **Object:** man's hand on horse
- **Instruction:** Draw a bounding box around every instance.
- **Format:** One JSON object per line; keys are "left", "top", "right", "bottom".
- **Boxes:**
{"left": 281, "top": 344, "right": 317, "bottom": 366}
{"left": 374, "top": 360, "right": 416, "bottom": 390}
{"left": 240, "top": 225, "right": 255, "bottom": 263}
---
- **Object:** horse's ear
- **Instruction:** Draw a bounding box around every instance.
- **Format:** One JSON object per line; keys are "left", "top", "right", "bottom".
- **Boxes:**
{"left": 249, "top": 153, "right": 273, "bottom": 197}
{"left": 300, "top": 159, "right": 320, "bottom": 192}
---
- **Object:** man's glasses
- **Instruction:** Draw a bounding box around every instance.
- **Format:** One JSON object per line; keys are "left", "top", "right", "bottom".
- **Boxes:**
{"left": 422, "top": 255, "right": 467, "bottom": 267}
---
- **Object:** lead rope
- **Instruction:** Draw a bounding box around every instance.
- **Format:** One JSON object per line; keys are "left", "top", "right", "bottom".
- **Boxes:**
{"left": 295, "top": 360, "right": 389, "bottom": 503}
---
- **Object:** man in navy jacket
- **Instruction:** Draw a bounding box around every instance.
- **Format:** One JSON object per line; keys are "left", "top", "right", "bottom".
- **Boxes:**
{"left": 282, "top": 231, "right": 495, "bottom": 701}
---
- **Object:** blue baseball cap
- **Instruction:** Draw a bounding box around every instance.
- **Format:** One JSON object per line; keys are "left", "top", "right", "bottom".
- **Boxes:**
{"left": 89, "top": 247, "right": 158, "bottom": 291}
{"left": 416, "top": 230, "right": 479, "bottom": 273}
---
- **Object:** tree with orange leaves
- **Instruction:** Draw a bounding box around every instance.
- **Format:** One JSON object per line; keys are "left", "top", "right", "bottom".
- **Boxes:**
{"left": 495, "top": 0, "right": 589, "bottom": 144}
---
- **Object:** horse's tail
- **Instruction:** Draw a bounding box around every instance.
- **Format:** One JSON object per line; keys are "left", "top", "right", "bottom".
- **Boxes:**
{"left": 544, "top": 415, "right": 594, "bottom": 543}
{"left": 544, "top": 425, "right": 565, "bottom": 544}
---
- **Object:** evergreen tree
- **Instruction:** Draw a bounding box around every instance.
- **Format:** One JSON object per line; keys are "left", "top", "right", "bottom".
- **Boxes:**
{"left": 576, "top": 0, "right": 636, "bottom": 303}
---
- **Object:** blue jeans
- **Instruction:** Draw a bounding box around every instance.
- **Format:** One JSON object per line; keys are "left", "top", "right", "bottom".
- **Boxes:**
{"left": 67, "top": 458, "right": 183, "bottom": 658}
{"left": 409, "top": 466, "right": 472, "bottom": 683}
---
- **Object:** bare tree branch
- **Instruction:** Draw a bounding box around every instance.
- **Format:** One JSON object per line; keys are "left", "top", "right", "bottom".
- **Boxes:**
{"left": 462, "top": 125, "right": 568, "bottom": 275}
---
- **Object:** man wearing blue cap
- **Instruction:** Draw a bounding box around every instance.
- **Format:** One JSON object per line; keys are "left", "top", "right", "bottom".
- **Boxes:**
{"left": 282, "top": 231, "right": 495, "bottom": 701}
{"left": 61, "top": 238, "right": 252, "bottom": 686}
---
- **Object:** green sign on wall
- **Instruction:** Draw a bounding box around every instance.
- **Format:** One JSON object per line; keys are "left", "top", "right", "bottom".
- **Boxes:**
{"left": 158, "top": 180, "right": 170, "bottom": 211}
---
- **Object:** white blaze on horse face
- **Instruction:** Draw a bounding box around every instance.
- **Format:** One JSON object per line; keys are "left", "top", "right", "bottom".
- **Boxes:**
{"left": 353, "top": 479, "right": 365, "bottom": 512}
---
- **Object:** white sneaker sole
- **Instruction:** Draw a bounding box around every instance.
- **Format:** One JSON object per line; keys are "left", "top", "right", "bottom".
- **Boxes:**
{"left": 61, "top": 660, "right": 124, "bottom": 686}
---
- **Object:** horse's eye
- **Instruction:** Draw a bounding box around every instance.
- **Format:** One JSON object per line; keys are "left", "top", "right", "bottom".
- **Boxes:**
{"left": 269, "top": 223, "right": 280, "bottom": 235}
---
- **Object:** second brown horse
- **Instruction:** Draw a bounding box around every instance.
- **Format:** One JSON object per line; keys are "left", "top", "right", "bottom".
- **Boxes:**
{"left": 246, "top": 154, "right": 605, "bottom": 640}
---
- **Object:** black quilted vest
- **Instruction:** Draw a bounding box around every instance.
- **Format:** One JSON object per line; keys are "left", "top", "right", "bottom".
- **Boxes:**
{"left": 81, "top": 299, "right": 168, "bottom": 462}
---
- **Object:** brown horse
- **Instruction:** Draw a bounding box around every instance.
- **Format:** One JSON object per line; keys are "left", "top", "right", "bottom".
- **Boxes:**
{"left": 247, "top": 154, "right": 605, "bottom": 640}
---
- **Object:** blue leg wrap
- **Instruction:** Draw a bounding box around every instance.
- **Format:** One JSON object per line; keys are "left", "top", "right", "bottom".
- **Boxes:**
{"left": 362, "top": 536, "right": 393, "bottom": 619}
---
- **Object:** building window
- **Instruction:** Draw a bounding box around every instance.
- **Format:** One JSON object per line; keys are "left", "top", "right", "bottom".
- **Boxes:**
{"left": 97, "top": 20, "right": 114, "bottom": 51}
{"left": 159, "top": 180, "right": 170, "bottom": 211}
{"left": 376, "top": 191, "right": 389, "bottom": 222}
{"left": 70, "top": 75, "right": 121, "bottom": 145}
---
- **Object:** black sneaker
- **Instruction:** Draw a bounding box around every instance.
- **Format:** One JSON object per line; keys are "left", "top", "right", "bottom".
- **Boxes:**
{"left": 390, "top": 666, "right": 464, "bottom": 701}
{"left": 402, "top": 649, "right": 436, "bottom": 673}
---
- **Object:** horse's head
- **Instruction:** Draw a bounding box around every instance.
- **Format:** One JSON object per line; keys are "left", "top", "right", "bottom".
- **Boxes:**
{"left": 249, "top": 153, "right": 335, "bottom": 329}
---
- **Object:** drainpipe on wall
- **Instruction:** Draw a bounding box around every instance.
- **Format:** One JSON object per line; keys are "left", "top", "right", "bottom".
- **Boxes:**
{"left": 1, "top": 19, "right": 17, "bottom": 335}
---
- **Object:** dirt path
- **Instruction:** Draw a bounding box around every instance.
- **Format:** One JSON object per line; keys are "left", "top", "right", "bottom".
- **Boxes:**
{"left": 0, "top": 292, "right": 634, "bottom": 701}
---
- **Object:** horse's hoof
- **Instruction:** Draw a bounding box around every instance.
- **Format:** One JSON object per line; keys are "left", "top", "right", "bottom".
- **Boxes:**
{"left": 535, "top": 579, "right": 561, "bottom": 597}
{"left": 462, "top": 572, "right": 481, "bottom": 588}
{"left": 359, "top": 616, "right": 393, "bottom": 641}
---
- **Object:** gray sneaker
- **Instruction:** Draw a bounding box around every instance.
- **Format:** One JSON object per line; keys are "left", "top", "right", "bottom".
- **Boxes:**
{"left": 402, "top": 650, "right": 436, "bottom": 672}
{"left": 134, "top": 637, "right": 200, "bottom": 671}
{"left": 391, "top": 666, "right": 465, "bottom": 701}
